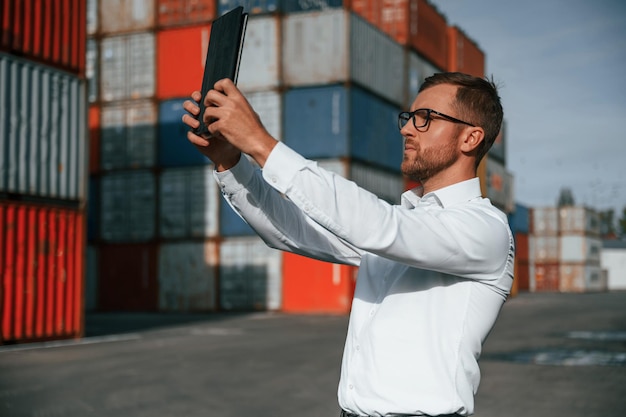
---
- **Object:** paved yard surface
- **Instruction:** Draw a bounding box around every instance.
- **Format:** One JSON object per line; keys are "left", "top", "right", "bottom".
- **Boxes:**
{"left": 1, "top": 291, "right": 625, "bottom": 417}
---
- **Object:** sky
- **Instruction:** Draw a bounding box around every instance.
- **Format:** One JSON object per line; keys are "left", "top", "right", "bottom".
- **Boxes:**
{"left": 430, "top": 0, "right": 626, "bottom": 215}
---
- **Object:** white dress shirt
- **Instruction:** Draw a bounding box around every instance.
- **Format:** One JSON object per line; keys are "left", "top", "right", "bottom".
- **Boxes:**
{"left": 215, "top": 142, "right": 515, "bottom": 417}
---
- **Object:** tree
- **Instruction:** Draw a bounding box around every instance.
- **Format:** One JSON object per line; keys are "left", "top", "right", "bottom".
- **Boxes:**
{"left": 557, "top": 187, "right": 575, "bottom": 207}
{"left": 599, "top": 209, "right": 616, "bottom": 238}
{"left": 620, "top": 207, "right": 626, "bottom": 237}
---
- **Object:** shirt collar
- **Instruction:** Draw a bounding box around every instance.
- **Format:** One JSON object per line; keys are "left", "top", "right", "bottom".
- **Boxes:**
{"left": 401, "top": 177, "right": 482, "bottom": 209}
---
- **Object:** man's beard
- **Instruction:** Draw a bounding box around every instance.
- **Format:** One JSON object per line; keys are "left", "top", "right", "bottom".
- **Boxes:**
{"left": 401, "top": 138, "right": 459, "bottom": 183}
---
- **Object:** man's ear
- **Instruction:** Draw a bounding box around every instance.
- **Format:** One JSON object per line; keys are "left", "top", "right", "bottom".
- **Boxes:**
{"left": 460, "top": 127, "right": 485, "bottom": 153}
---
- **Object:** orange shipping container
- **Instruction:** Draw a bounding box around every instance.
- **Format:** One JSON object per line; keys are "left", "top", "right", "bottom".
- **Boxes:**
{"left": 515, "top": 259, "right": 530, "bottom": 292}
{"left": 531, "top": 262, "right": 560, "bottom": 292}
{"left": 282, "top": 252, "right": 356, "bottom": 314}
{"left": 156, "top": 24, "right": 211, "bottom": 99}
{"left": 1, "top": 202, "right": 85, "bottom": 344}
{"left": 447, "top": 26, "right": 485, "bottom": 77}
{"left": 89, "top": 105, "right": 100, "bottom": 174}
{"left": 157, "top": 0, "right": 217, "bottom": 28}
{"left": 515, "top": 232, "right": 529, "bottom": 262}
{"left": 0, "top": 0, "right": 86, "bottom": 76}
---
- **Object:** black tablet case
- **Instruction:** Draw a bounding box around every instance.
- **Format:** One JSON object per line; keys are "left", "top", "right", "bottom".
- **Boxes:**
{"left": 194, "top": 7, "right": 248, "bottom": 136}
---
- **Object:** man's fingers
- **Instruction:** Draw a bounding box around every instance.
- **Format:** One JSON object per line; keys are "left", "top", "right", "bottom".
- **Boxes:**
{"left": 182, "top": 100, "right": 200, "bottom": 116}
{"left": 187, "top": 130, "right": 210, "bottom": 147}
{"left": 182, "top": 113, "right": 200, "bottom": 129}
{"left": 191, "top": 90, "right": 202, "bottom": 102}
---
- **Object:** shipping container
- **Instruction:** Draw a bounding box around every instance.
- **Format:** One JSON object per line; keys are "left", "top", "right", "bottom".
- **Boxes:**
{"left": 238, "top": 15, "right": 281, "bottom": 92}
{"left": 515, "top": 258, "right": 530, "bottom": 292}
{"left": 100, "top": 170, "right": 156, "bottom": 242}
{"left": 88, "top": 105, "right": 100, "bottom": 174}
{"left": 446, "top": 25, "right": 484, "bottom": 77}
{"left": 559, "top": 235, "right": 602, "bottom": 264}
{"left": 560, "top": 263, "right": 606, "bottom": 293}
{"left": 87, "top": 176, "right": 99, "bottom": 241}
{"left": 86, "top": 38, "right": 99, "bottom": 102}
{"left": 559, "top": 206, "right": 600, "bottom": 236}
{"left": 485, "top": 156, "right": 514, "bottom": 213}
{"left": 219, "top": 236, "right": 282, "bottom": 311}
{"left": 529, "top": 235, "right": 559, "bottom": 263}
{"left": 100, "top": 0, "right": 155, "bottom": 35}
{"left": 530, "top": 262, "right": 559, "bottom": 292}
{"left": 601, "top": 240, "right": 626, "bottom": 290}
{"left": 87, "top": 0, "right": 98, "bottom": 35}
{"left": 405, "top": 49, "right": 441, "bottom": 108}
{"left": 508, "top": 203, "right": 530, "bottom": 234}
{"left": 158, "top": 241, "right": 218, "bottom": 311}
{"left": 246, "top": 89, "right": 282, "bottom": 141}
{"left": 350, "top": 0, "right": 411, "bottom": 46}
{"left": 283, "top": 0, "right": 344, "bottom": 12}
{"left": 410, "top": 0, "right": 448, "bottom": 71}
{"left": 159, "top": 166, "right": 219, "bottom": 239}
{"left": 515, "top": 232, "right": 529, "bottom": 262}
{"left": 98, "top": 243, "right": 158, "bottom": 311}
{"left": 217, "top": 0, "right": 280, "bottom": 15}
{"left": 157, "top": 0, "right": 217, "bottom": 28}
{"left": 100, "top": 32, "right": 155, "bottom": 101}
{"left": 282, "top": 10, "right": 406, "bottom": 107}
{"left": 283, "top": 85, "right": 403, "bottom": 172}
{"left": 158, "top": 98, "right": 214, "bottom": 166}
{"left": 282, "top": 252, "right": 356, "bottom": 314}
{"left": 101, "top": 99, "right": 157, "bottom": 170}
{"left": 0, "top": 0, "right": 86, "bottom": 75}
{"left": 489, "top": 119, "right": 506, "bottom": 164}
{"left": 530, "top": 207, "right": 559, "bottom": 235}
{"left": 0, "top": 54, "right": 87, "bottom": 202}
{"left": 85, "top": 244, "right": 98, "bottom": 311}
{"left": 156, "top": 24, "right": 211, "bottom": 99}
{"left": 219, "top": 197, "right": 256, "bottom": 236}
{"left": 1, "top": 201, "right": 84, "bottom": 344}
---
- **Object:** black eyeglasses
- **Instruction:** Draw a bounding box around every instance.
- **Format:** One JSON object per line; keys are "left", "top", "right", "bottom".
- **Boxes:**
{"left": 398, "top": 108, "right": 475, "bottom": 131}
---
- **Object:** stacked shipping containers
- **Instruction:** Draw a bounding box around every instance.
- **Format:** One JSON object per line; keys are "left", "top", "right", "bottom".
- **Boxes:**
{"left": 86, "top": 0, "right": 504, "bottom": 314}
{"left": 0, "top": 0, "right": 87, "bottom": 343}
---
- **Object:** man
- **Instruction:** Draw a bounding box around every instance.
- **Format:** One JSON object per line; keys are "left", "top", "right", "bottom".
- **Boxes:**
{"left": 182, "top": 72, "right": 514, "bottom": 417}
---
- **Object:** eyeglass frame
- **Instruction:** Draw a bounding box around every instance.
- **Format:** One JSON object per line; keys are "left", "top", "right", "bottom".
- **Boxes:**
{"left": 398, "top": 108, "right": 475, "bottom": 131}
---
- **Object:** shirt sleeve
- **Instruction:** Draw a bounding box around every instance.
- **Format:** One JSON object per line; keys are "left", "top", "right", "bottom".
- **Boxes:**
{"left": 261, "top": 142, "right": 511, "bottom": 280}
{"left": 214, "top": 154, "right": 363, "bottom": 266}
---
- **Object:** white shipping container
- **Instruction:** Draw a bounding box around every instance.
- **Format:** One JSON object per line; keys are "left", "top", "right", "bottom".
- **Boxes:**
{"left": 100, "top": 0, "right": 155, "bottom": 35}
{"left": 560, "top": 263, "right": 606, "bottom": 293}
{"left": 100, "top": 170, "right": 156, "bottom": 242}
{"left": 101, "top": 100, "right": 157, "bottom": 170}
{"left": 219, "top": 236, "right": 283, "bottom": 311}
{"left": 245, "top": 90, "right": 282, "bottom": 141}
{"left": 238, "top": 16, "right": 281, "bottom": 92}
{"left": 559, "top": 206, "right": 600, "bottom": 236}
{"left": 529, "top": 235, "right": 559, "bottom": 263}
{"left": 0, "top": 54, "right": 87, "bottom": 201}
{"left": 560, "top": 235, "right": 602, "bottom": 264}
{"left": 159, "top": 166, "right": 219, "bottom": 239}
{"left": 158, "top": 241, "right": 218, "bottom": 312}
{"left": 101, "top": 32, "right": 155, "bottom": 101}
{"left": 282, "top": 10, "right": 406, "bottom": 107}
{"left": 531, "top": 207, "right": 559, "bottom": 235}
{"left": 601, "top": 245, "right": 626, "bottom": 290}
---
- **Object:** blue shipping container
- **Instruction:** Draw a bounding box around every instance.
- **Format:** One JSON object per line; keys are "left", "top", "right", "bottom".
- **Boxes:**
{"left": 218, "top": 0, "right": 280, "bottom": 15}
{"left": 283, "top": 85, "right": 403, "bottom": 172}
{"left": 220, "top": 197, "right": 256, "bottom": 236}
{"left": 158, "top": 99, "right": 213, "bottom": 167}
{"left": 508, "top": 203, "right": 530, "bottom": 234}
{"left": 283, "top": 0, "right": 345, "bottom": 12}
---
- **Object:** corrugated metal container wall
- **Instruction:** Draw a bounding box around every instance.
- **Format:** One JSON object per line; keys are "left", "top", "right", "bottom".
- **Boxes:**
{"left": 100, "top": 33, "right": 155, "bottom": 101}
{"left": 87, "top": 0, "right": 98, "bottom": 35}
{"left": 0, "top": 0, "right": 86, "bottom": 75}
{"left": 283, "top": 85, "right": 403, "bottom": 172}
{"left": 530, "top": 262, "right": 559, "bottom": 292}
{"left": 158, "top": 241, "right": 218, "bottom": 311}
{"left": 508, "top": 203, "right": 530, "bottom": 235}
{"left": 100, "top": 170, "right": 156, "bottom": 242}
{"left": 87, "top": 177, "right": 99, "bottom": 241}
{"left": 156, "top": 24, "right": 211, "bottom": 99}
{"left": 158, "top": 98, "right": 213, "bottom": 166}
{"left": 86, "top": 38, "right": 98, "bottom": 102}
{"left": 219, "top": 197, "right": 256, "bottom": 236}
{"left": 100, "top": 0, "right": 155, "bottom": 35}
{"left": 89, "top": 105, "right": 100, "bottom": 174}
{"left": 282, "top": 10, "right": 406, "bottom": 108}
{"left": 98, "top": 243, "right": 158, "bottom": 311}
{"left": 601, "top": 247, "right": 626, "bottom": 290}
{"left": 238, "top": 16, "right": 281, "bottom": 92}
{"left": 559, "top": 235, "right": 602, "bottom": 264}
{"left": 559, "top": 206, "right": 600, "bottom": 236}
{"left": 219, "top": 236, "right": 282, "bottom": 311}
{"left": 0, "top": 54, "right": 87, "bottom": 201}
{"left": 351, "top": 0, "right": 412, "bottom": 46}
{"left": 446, "top": 26, "right": 484, "bottom": 77}
{"left": 406, "top": 49, "right": 440, "bottom": 108}
{"left": 157, "top": 0, "right": 217, "bottom": 28}
{"left": 101, "top": 100, "right": 157, "bottom": 170}
{"left": 85, "top": 245, "right": 98, "bottom": 311}
{"left": 515, "top": 258, "right": 530, "bottom": 292}
{"left": 489, "top": 120, "right": 506, "bottom": 164}
{"left": 530, "top": 207, "right": 559, "bottom": 235}
{"left": 283, "top": 0, "right": 345, "bottom": 12}
{"left": 560, "top": 263, "right": 605, "bottom": 293}
{"left": 485, "top": 156, "right": 514, "bottom": 213}
{"left": 217, "top": 0, "right": 280, "bottom": 15}
{"left": 159, "top": 166, "right": 219, "bottom": 239}
{"left": 529, "top": 235, "right": 559, "bottom": 263}
{"left": 246, "top": 90, "right": 282, "bottom": 141}
{"left": 282, "top": 252, "right": 356, "bottom": 314}
{"left": 410, "top": 0, "right": 447, "bottom": 71}
{"left": 515, "top": 232, "right": 529, "bottom": 262}
{"left": 1, "top": 202, "right": 84, "bottom": 344}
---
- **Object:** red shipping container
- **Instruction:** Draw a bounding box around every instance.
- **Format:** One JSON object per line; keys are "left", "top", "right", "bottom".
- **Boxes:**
{"left": 351, "top": 0, "right": 411, "bottom": 45}
{"left": 0, "top": 0, "right": 86, "bottom": 76}
{"left": 447, "top": 26, "right": 485, "bottom": 77}
{"left": 410, "top": 0, "right": 448, "bottom": 71}
{"left": 282, "top": 252, "right": 356, "bottom": 314}
{"left": 516, "top": 259, "right": 530, "bottom": 292}
{"left": 157, "top": 0, "right": 217, "bottom": 28}
{"left": 98, "top": 243, "right": 159, "bottom": 312}
{"left": 1, "top": 201, "right": 85, "bottom": 344}
{"left": 515, "top": 232, "right": 529, "bottom": 262}
{"left": 156, "top": 24, "right": 212, "bottom": 99}
{"left": 89, "top": 105, "right": 100, "bottom": 174}
{"left": 532, "top": 262, "right": 559, "bottom": 292}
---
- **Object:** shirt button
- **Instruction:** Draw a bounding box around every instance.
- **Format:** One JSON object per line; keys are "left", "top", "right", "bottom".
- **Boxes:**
{"left": 369, "top": 310, "right": 375, "bottom": 317}
{"left": 356, "top": 345, "right": 360, "bottom": 351}
{"left": 271, "top": 176, "right": 277, "bottom": 183}
{"left": 349, "top": 384, "right": 354, "bottom": 390}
